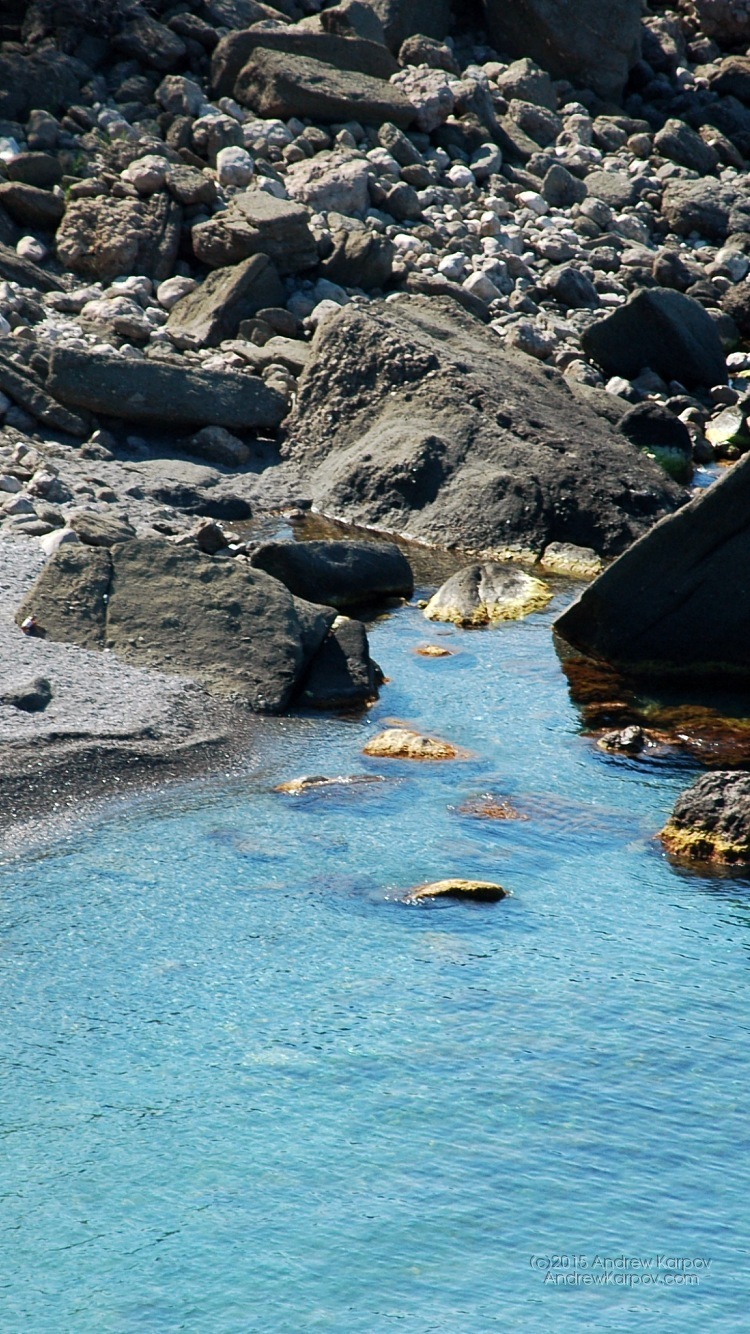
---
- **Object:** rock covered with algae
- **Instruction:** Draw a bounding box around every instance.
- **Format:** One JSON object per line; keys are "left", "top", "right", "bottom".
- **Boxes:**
{"left": 423, "top": 562, "right": 551, "bottom": 627}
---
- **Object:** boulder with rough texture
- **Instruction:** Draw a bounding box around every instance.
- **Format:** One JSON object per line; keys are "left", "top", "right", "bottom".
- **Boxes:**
{"left": 660, "top": 179, "right": 743, "bottom": 241}
{"left": 581, "top": 290, "right": 728, "bottom": 389}
{"left": 297, "top": 615, "right": 381, "bottom": 709}
{"left": 660, "top": 771, "right": 750, "bottom": 865}
{"left": 56, "top": 194, "right": 182, "bottom": 282}
{"left": 16, "top": 539, "right": 336, "bottom": 713}
{"left": 690, "top": 0, "right": 750, "bottom": 46}
{"left": 249, "top": 539, "right": 413, "bottom": 607}
{"left": 282, "top": 297, "right": 682, "bottom": 559}
{"left": 0, "top": 346, "right": 88, "bottom": 437}
{"left": 0, "top": 48, "right": 80, "bottom": 121}
{"left": 1, "top": 676, "right": 52, "bottom": 713}
{"left": 68, "top": 512, "right": 137, "bottom": 548}
{"left": 424, "top": 563, "right": 551, "bottom": 626}
{"left": 285, "top": 151, "right": 371, "bottom": 216}
{"left": 480, "top": 0, "right": 642, "bottom": 101}
{"left": 191, "top": 190, "right": 317, "bottom": 273}
{"left": 320, "top": 228, "right": 395, "bottom": 290}
{"left": 234, "top": 49, "right": 416, "bottom": 127}
{"left": 166, "top": 255, "right": 283, "bottom": 349}
{"left": 554, "top": 450, "right": 750, "bottom": 680}
{"left": 211, "top": 27, "right": 398, "bottom": 98}
{"left": 47, "top": 347, "right": 287, "bottom": 431}
{"left": 368, "top": 0, "right": 452, "bottom": 50}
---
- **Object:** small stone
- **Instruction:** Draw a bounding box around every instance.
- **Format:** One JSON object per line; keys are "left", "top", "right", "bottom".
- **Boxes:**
{"left": 215, "top": 145, "right": 254, "bottom": 188}
{"left": 540, "top": 542, "right": 603, "bottom": 579}
{"left": 597, "top": 725, "right": 648, "bottom": 754}
{"left": 405, "top": 879, "right": 508, "bottom": 903}
{"left": 363, "top": 727, "right": 461, "bottom": 760}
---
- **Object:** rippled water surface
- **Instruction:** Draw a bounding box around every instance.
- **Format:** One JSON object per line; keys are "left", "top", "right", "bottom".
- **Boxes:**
{"left": 2, "top": 587, "right": 750, "bottom": 1332}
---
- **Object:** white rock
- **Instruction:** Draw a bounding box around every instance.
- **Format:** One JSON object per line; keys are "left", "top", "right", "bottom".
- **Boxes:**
{"left": 243, "top": 118, "right": 293, "bottom": 151}
{"left": 313, "top": 278, "right": 349, "bottom": 306}
{"left": 16, "top": 235, "right": 47, "bottom": 262}
{"left": 446, "top": 163, "right": 475, "bottom": 189}
{"left": 215, "top": 145, "right": 254, "bottom": 187}
{"left": 366, "top": 148, "right": 401, "bottom": 178}
{"left": 40, "top": 527, "right": 80, "bottom": 557}
{"left": 286, "top": 150, "right": 370, "bottom": 215}
{"left": 715, "top": 247, "right": 750, "bottom": 281}
{"left": 309, "top": 299, "right": 344, "bottom": 329}
{"left": 156, "top": 75, "right": 206, "bottom": 117}
{"left": 438, "top": 253, "right": 467, "bottom": 280}
{"left": 121, "top": 154, "right": 169, "bottom": 194}
{"left": 517, "top": 190, "right": 548, "bottom": 216}
{"left": 0, "top": 313, "right": 10, "bottom": 337}
{"left": 256, "top": 177, "right": 288, "bottom": 199}
{"left": 0, "top": 474, "right": 22, "bottom": 493}
{"left": 0, "top": 137, "right": 22, "bottom": 162}
{"left": 470, "top": 143, "right": 503, "bottom": 181}
{"left": 390, "top": 67, "right": 454, "bottom": 133}
{"left": 463, "top": 271, "right": 503, "bottom": 303}
{"left": 393, "top": 233, "right": 423, "bottom": 254}
{"left": 110, "top": 275, "right": 153, "bottom": 301}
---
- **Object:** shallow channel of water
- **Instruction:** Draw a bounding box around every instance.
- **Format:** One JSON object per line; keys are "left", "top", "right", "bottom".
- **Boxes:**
{"left": 1, "top": 584, "right": 749, "bottom": 1332}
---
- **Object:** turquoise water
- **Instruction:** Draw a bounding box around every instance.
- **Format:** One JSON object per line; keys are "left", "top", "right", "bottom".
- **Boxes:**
{"left": 2, "top": 587, "right": 749, "bottom": 1332}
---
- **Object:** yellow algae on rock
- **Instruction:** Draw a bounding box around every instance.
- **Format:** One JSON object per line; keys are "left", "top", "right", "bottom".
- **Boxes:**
{"left": 363, "top": 727, "right": 461, "bottom": 760}
{"left": 424, "top": 562, "right": 551, "bottom": 627}
{"left": 539, "top": 541, "right": 603, "bottom": 579}
{"left": 406, "top": 879, "right": 508, "bottom": 903}
{"left": 415, "top": 644, "right": 454, "bottom": 657}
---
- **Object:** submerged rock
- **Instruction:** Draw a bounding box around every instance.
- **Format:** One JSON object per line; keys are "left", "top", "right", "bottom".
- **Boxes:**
{"left": 405, "top": 879, "right": 508, "bottom": 903}
{"left": 660, "top": 771, "right": 750, "bottom": 865}
{"left": 424, "top": 562, "right": 551, "bottom": 626}
{"left": 363, "top": 726, "right": 461, "bottom": 759}
{"left": 554, "top": 451, "right": 750, "bottom": 681}
{"left": 274, "top": 773, "right": 385, "bottom": 793}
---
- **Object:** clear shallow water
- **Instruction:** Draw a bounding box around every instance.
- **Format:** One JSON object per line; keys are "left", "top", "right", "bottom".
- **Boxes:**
{"left": 2, "top": 589, "right": 750, "bottom": 1332}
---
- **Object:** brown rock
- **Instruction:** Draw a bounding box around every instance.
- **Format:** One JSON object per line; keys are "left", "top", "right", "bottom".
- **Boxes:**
{"left": 363, "top": 726, "right": 461, "bottom": 759}
{"left": 56, "top": 194, "right": 181, "bottom": 282}
{"left": 234, "top": 49, "right": 416, "bottom": 127}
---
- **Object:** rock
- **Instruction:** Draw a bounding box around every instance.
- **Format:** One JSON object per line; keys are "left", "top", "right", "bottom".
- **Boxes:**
{"left": 495, "top": 58, "right": 557, "bottom": 111}
{"left": 399, "top": 34, "right": 459, "bottom": 74}
{"left": 5, "top": 152, "right": 62, "bottom": 190}
{"left": 597, "top": 724, "right": 647, "bottom": 755}
{"left": 114, "top": 13, "right": 187, "bottom": 70}
{"left": 721, "top": 282, "right": 750, "bottom": 337}
{"left": 282, "top": 297, "right": 682, "bottom": 559}
{"left": 0, "top": 349, "right": 88, "bottom": 437}
{"left": 660, "top": 771, "right": 750, "bottom": 865}
{"left": 583, "top": 170, "right": 638, "bottom": 211}
{"left": 363, "top": 727, "right": 460, "bottom": 759}
{"left": 275, "top": 772, "right": 385, "bottom": 792}
{"left": 47, "top": 347, "right": 287, "bottom": 432}
{"left": 285, "top": 150, "right": 371, "bottom": 215}
{"left": 709, "top": 56, "right": 750, "bottom": 104}
{"left": 653, "top": 119, "right": 720, "bottom": 175}
{"left": 692, "top": 0, "right": 750, "bottom": 46}
{"left": 540, "top": 542, "right": 603, "bottom": 578}
{"left": 1, "top": 676, "right": 52, "bottom": 713}
{"left": 423, "top": 563, "right": 551, "bottom": 626}
{"left": 191, "top": 189, "right": 317, "bottom": 274}
{"left": 369, "top": 0, "right": 452, "bottom": 50}
{"left": 320, "top": 228, "right": 395, "bottom": 290}
{"left": 211, "top": 27, "right": 398, "bottom": 99}
{"left": 617, "top": 402, "right": 693, "bottom": 481}
{"left": 0, "top": 241, "right": 64, "bottom": 292}
{"left": 0, "top": 49, "right": 80, "bottom": 122}
{"left": 166, "top": 255, "right": 283, "bottom": 350}
{"left": 405, "top": 879, "right": 508, "bottom": 902}
{"left": 542, "top": 164, "right": 587, "bottom": 208}
{"left": 297, "top": 614, "right": 381, "bottom": 709}
{"left": 39, "top": 526, "right": 77, "bottom": 558}
{"left": 17, "top": 539, "right": 336, "bottom": 713}
{"left": 68, "top": 511, "right": 137, "bottom": 548}
{"left": 554, "top": 449, "right": 750, "bottom": 681}
{"left": 481, "top": 0, "right": 641, "bottom": 101}
{"left": 234, "top": 49, "right": 416, "bottom": 127}
{"left": 320, "top": 0, "right": 387, "bottom": 43}
{"left": 660, "top": 179, "right": 739, "bottom": 242}
{"left": 185, "top": 425, "right": 251, "bottom": 468}
{"left": 390, "top": 67, "right": 454, "bottom": 134}
{"left": 249, "top": 539, "right": 413, "bottom": 607}
{"left": 581, "top": 290, "right": 728, "bottom": 390}
{"left": 543, "top": 265, "right": 599, "bottom": 309}
{"left": 0, "top": 182, "right": 64, "bottom": 231}
{"left": 56, "top": 194, "right": 181, "bottom": 282}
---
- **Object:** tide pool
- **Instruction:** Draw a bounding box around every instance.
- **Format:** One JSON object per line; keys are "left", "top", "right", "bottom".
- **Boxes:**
{"left": 1, "top": 589, "right": 749, "bottom": 1332}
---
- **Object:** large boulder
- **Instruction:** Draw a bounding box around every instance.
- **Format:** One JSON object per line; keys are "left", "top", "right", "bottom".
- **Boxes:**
{"left": 480, "top": 0, "right": 642, "bottom": 101}
{"left": 234, "top": 49, "right": 416, "bottom": 127}
{"left": 282, "top": 297, "right": 683, "bottom": 560}
{"left": 46, "top": 347, "right": 287, "bottom": 431}
{"left": 166, "top": 255, "right": 283, "bottom": 350}
{"left": 191, "top": 189, "right": 317, "bottom": 273}
{"left": 554, "top": 450, "right": 750, "bottom": 680}
{"left": 581, "top": 290, "right": 728, "bottom": 390}
{"left": 368, "top": 0, "right": 452, "bottom": 51}
{"left": 0, "top": 48, "right": 80, "bottom": 121}
{"left": 297, "top": 614, "right": 382, "bottom": 708}
{"left": 56, "top": 194, "right": 182, "bottom": 282}
{"left": 211, "top": 27, "right": 398, "bottom": 98}
{"left": 16, "top": 539, "right": 336, "bottom": 713}
{"left": 660, "top": 772, "right": 750, "bottom": 865}
{"left": 249, "top": 539, "right": 413, "bottom": 607}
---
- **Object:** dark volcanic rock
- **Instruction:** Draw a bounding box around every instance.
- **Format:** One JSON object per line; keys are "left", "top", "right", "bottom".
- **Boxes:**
{"left": 211, "top": 27, "right": 398, "bottom": 99}
{"left": 369, "top": 0, "right": 452, "bottom": 51}
{"left": 480, "top": 0, "right": 642, "bottom": 101}
{"left": 234, "top": 49, "right": 415, "bottom": 127}
{"left": 0, "top": 49, "right": 80, "bottom": 121}
{"left": 660, "top": 771, "right": 750, "bottom": 864}
{"left": 298, "top": 615, "right": 382, "bottom": 709}
{"left": 17, "top": 539, "right": 336, "bottom": 713}
{"left": 1, "top": 676, "right": 52, "bottom": 713}
{"left": 660, "top": 179, "right": 740, "bottom": 241}
{"left": 581, "top": 290, "right": 727, "bottom": 389}
{"left": 0, "top": 182, "right": 65, "bottom": 231}
{"left": 282, "top": 297, "right": 682, "bottom": 559}
{"left": 617, "top": 402, "right": 693, "bottom": 478}
{"left": 47, "top": 347, "right": 287, "bottom": 431}
{"left": 249, "top": 540, "right": 413, "bottom": 607}
{"left": 554, "top": 450, "right": 750, "bottom": 680}
{"left": 0, "top": 242, "right": 63, "bottom": 292}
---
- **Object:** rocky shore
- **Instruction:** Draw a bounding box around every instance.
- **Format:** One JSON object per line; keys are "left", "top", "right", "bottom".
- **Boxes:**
{"left": 2, "top": 0, "right": 750, "bottom": 856}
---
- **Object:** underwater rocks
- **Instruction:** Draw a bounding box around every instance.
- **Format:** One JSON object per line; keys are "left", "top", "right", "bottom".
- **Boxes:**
{"left": 554, "top": 450, "right": 750, "bottom": 681}
{"left": 363, "top": 726, "right": 462, "bottom": 759}
{"left": 423, "top": 562, "right": 551, "bottom": 626}
{"left": 660, "top": 770, "right": 750, "bottom": 864}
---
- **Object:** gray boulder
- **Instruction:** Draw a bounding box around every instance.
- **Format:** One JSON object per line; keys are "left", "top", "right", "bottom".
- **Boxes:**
{"left": 166, "top": 255, "right": 283, "bottom": 350}
{"left": 211, "top": 27, "right": 398, "bottom": 99}
{"left": 554, "top": 450, "right": 750, "bottom": 680}
{"left": 282, "top": 297, "right": 682, "bottom": 559}
{"left": 191, "top": 190, "right": 317, "bottom": 273}
{"left": 249, "top": 539, "right": 414, "bottom": 607}
{"left": 297, "top": 615, "right": 382, "bottom": 709}
{"left": 653, "top": 120, "right": 720, "bottom": 175}
{"left": 234, "top": 49, "right": 416, "bottom": 127}
{"left": 320, "top": 228, "right": 395, "bottom": 290}
{"left": 47, "top": 347, "right": 288, "bottom": 431}
{"left": 581, "top": 290, "right": 728, "bottom": 390}
{"left": 660, "top": 179, "right": 741, "bottom": 242}
{"left": 0, "top": 183, "right": 64, "bottom": 232}
{"left": 660, "top": 771, "right": 750, "bottom": 865}
{"left": 68, "top": 512, "right": 137, "bottom": 548}
{"left": 480, "top": 0, "right": 641, "bottom": 101}
{"left": 16, "top": 539, "right": 336, "bottom": 713}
